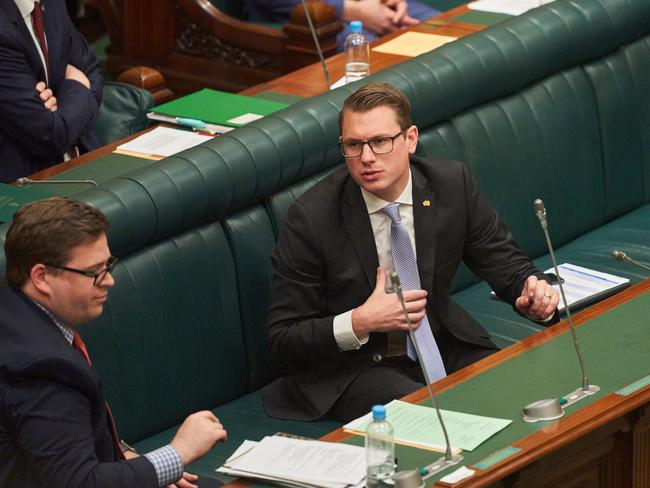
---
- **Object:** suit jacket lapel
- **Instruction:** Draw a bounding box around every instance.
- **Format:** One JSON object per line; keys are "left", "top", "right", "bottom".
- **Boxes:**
{"left": 341, "top": 177, "right": 379, "bottom": 290}
{"left": 3, "top": 0, "right": 48, "bottom": 83}
{"left": 412, "top": 166, "right": 436, "bottom": 294}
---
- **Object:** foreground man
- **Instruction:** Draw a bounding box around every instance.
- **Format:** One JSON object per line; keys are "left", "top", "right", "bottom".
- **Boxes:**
{"left": 0, "top": 197, "right": 225, "bottom": 487}
{"left": 263, "top": 82, "right": 559, "bottom": 422}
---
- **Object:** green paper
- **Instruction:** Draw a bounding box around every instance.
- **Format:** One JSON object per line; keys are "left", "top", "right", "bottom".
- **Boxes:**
{"left": 453, "top": 10, "right": 512, "bottom": 26}
{"left": 345, "top": 400, "right": 512, "bottom": 452}
{"left": 153, "top": 89, "right": 289, "bottom": 127}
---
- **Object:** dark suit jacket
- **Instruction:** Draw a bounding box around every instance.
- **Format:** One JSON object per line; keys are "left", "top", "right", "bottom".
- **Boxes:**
{"left": 0, "top": 0, "right": 103, "bottom": 183}
{"left": 263, "top": 157, "right": 545, "bottom": 420}
{"left": 0, "top": 285, "right": 158, "bottom": 487}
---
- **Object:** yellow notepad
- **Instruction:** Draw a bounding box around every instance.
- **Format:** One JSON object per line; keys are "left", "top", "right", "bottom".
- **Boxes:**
{"left": 372, "top": 32, "right": 457, "bottom": 57}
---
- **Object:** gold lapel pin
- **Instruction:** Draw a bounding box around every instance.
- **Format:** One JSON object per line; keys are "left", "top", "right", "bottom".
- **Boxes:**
{"left": 422, "top": 200, "right": 431, "bottom": 207}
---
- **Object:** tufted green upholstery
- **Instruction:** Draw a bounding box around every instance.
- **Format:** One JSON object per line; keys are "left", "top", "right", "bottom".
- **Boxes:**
{"left": 91, "top": 81, "right": 153, "bottom": 146}
{"left": 1, "top": 0, "right": 650, "bottom": 479}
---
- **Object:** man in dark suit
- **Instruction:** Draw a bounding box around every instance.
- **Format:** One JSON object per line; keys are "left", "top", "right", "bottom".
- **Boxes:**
{"left": 263, "top": 82, "right": 559, "bottom": 422}
{"left": 0, "top": 0, "right": 103, "bottom": 183}
{"left": 0, "top": 197, "right": 225, "bottom": 487}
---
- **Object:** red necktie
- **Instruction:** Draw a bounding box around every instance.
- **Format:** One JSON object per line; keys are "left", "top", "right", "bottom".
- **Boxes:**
{"left": 72, "top": 332, "right": 126, "bottom": 460}
{"left": 30, "top": 2, "right": 49, "bottom": 74}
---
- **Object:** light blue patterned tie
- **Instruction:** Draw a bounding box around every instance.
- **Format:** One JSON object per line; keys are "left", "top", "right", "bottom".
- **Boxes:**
{"left": 384, "top": 202, "right": 447, "bottom": 383}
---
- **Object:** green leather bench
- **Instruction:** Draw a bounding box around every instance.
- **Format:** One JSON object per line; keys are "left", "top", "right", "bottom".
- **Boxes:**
{"left": 1, "top": 0, "right": 649, "bottom": 480}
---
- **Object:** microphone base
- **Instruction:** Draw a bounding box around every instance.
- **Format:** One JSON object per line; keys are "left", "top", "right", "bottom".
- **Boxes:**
{"left": 522, "top": 385, "right": 600, "bottom": 423}
{"left": 421, "top": 454, "right": 463, "bottom": 479}
{"left": 561, "top": 384, "right": 600, "bottom": 409}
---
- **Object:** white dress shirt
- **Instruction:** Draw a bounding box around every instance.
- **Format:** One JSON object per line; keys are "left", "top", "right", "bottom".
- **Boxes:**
{"left": 14, "top": 0, "right": 49, "bottom": 85}
{"left": 333, "top": 171, "right": 417, "bottom": 350}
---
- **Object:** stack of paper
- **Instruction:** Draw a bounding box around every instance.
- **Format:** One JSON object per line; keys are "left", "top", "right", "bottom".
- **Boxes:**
{"left": 114, "top": 126, "right": 214, "bottom": 160}
{"left": 544, "top": 263, "right": 630, "bottom": 313}
{"left": 217, "top": 436, "right": 366, "bottom": 488}
{"left": 468, "top": 0, "right": 554, "bottom": 16}
{"left": 343, "top": 400, "right": 511, "bottom": 452}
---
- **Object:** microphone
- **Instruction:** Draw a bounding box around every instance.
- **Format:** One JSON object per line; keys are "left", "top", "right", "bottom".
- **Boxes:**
{"left": 611, "top": 250, "right": 650, "bottom": 273}
{"left": 389, "top": 271, "right": 462, "bottom": 475}
{"left": 523, "top": 198, "right": 599, "bottom": 423}
{"left": 300, "top": 0, "right": 331, "bottom": 90}
{"left": 16, "top": 177, "right": 97, "bottom": 187}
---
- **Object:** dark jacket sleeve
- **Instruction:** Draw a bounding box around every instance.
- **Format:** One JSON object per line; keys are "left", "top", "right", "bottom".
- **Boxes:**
{"left": 3, "top": 378, "right": 158, "bottom": 488}
{"left": 266, "top": 200, "right": 343, "bottom": 370}
{"left": 0, "top": 15, "right": 101, "bottom": 157}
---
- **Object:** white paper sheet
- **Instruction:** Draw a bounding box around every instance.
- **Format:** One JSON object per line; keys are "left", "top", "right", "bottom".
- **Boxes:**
{"left": 115, "top": 126, "right": 213, "bottom": 158}
{"left": 468, "top": 0, "right": 554, "bottom": 16}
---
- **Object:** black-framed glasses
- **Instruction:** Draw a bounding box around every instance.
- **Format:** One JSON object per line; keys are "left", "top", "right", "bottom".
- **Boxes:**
{"left": 45, "top": 256, "right": 118, "bottom": 286}
{"left": 339, "top": 130, "right": 406, "bottom": 157}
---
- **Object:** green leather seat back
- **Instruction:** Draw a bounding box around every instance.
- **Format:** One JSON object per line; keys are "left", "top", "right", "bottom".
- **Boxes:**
{"left": 582, "top": 35, "right": 650, "bottom": 220}
{"left": 267, "top": 169, "right": 336, "bottom": 237}
{"left": 92, "top": 81, "right": 153, "bottom": 146}
{"left": 223, "top": 206, "right": 279, "bottom": 390}
{"left": 81, "top": 222, "right": 247, "bottom": 442}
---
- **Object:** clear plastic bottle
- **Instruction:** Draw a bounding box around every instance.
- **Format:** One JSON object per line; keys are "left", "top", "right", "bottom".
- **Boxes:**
{"left": 344, "top": 20, "right": 370, "bottom": 84}
{"left": 365, "top": 405, "right": 395, "bottom": 488}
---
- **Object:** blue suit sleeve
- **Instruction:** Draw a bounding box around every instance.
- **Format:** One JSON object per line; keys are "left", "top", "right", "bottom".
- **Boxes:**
{"left": 245, "top": 0, "right": 343, "bottom": 22}
{"left": 0, "top": 19, "right": 101, "bottom": 157}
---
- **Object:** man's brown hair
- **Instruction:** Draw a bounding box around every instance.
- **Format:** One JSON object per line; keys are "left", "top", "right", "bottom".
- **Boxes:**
{"left": 4, "top": 197, "right": 110, "bottom": 287}
{"left": 339, "top": 82, "right": 413, "bottom": 132}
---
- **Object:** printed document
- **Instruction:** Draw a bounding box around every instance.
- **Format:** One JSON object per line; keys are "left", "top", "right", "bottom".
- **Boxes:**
{"left": 115, "top": 126, "right": 213, "bottom": 159}
{"left": 545, "top": 263, "right": 629, "bottom": 313}
{"left": 218, "top": 436, "right": 366, "bottom": 488}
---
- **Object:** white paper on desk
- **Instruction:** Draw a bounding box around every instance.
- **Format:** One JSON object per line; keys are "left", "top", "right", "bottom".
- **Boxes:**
{"left": 227, "top": 435, "right": 366, "bottom": 485}
{"left": 468, "top": 0, "right": 554, "bottom": 16}
{"left": 115, "top": 126, "right": 213, "bottom": 158}
{"left": 545, "top": 263, "right": 629, "bottom": 313}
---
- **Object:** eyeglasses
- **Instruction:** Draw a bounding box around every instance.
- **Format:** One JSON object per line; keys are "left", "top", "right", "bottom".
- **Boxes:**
{"left": 339, "top": 130, "right": 406, "bottom": 158}
{"left": 46, "top": 256, "right": 118, "bottom": 286}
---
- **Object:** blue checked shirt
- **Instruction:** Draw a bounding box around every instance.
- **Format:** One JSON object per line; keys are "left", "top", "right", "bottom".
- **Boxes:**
{"left": 33, "top": 301, "right": 184, "bottom": 486}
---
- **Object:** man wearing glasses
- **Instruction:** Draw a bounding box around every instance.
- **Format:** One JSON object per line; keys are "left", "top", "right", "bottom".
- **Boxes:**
{"left": 263, "top": 82, "right": 559, "bottom": 422}
{"left": 0, "top": 197, "right": 225, "bottom": 487}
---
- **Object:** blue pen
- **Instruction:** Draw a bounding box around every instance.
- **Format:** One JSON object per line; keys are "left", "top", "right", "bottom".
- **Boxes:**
{"left": 176, "top": 117, "right": 207, "bottom": 129}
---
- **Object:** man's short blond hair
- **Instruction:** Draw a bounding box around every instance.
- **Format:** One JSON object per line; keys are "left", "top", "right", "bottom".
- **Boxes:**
{"left": 339, "top": 82, "right": 413, "bottom": 132}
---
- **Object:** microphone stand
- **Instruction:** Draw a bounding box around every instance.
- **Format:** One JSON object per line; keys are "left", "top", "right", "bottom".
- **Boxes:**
{"left": 612, "top": 250, "right": 650, "bottom": 273}
{"left": 300, "top": 0, "right": 331, "bottom": 90}
{"left": 389, "top": 271, "right": 462, "bottom": 476}
{"left": 523, "top": 199, "right": 599, "bottom": 423}
{"left": 16, "top": 177, "right": 97, "bottom": 187}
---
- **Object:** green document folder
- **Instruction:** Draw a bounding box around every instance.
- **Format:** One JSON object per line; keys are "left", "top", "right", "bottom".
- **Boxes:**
{"left": 152, "top": 89, "right": 290, "bottom": 127}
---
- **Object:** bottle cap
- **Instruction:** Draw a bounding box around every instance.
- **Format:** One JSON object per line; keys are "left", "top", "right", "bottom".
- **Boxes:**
{"left": 371, "top": 404, "right": 386, "bottom": 420}
{"left": 350, "top": 20, "right": 363, "bottom": 33}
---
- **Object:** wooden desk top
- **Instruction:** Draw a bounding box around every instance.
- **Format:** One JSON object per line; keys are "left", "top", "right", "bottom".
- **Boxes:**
{"left": 318, "top": 279, "right": 650, "bottom": 487}
{"left": 240, "top": 6, "right": 481, "bottom": 99}
{"left": 19, "top": 5, "right": 480, "bottom": 183}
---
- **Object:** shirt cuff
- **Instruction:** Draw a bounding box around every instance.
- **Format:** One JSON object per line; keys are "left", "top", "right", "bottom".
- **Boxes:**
{"left": 144, "top": 445, "right": 183, "bottom": 487}
{"left": 329, "top": 0, "right": 344, "bottom": 20}
{"left": 333, "top": 310, "right": 369, "bottom": 351}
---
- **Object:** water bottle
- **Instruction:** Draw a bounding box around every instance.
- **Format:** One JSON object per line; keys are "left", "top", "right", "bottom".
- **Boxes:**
{"left": 344, "top": 20, "right": 370, "bottom": 84}
{"left": 365, "top": 405, "right": 395, "bottom": 488}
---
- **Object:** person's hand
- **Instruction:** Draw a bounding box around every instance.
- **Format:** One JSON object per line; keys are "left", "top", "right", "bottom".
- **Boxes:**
{"left": 352, "top": 267, "right": 427, "bottom": 337}
{"left": 65, "top": 64, "right": 91, "bottom": 89}
{"left": 170, "top": 411, "right": 227, "bottom": 466}
{"left": 35, "top": 81, "right": 57, "bottom": 112}
{"left": 343, "top": 0, "right": 400, "bottom": 35}
{"left": 382, "top": 0, "right": 419, "bottom": 26}
{"left": 167, "top": 472, "right": 200, "bottom": 488}
{"left": 515, "top": 275, "right": 559, "bottom": 321}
